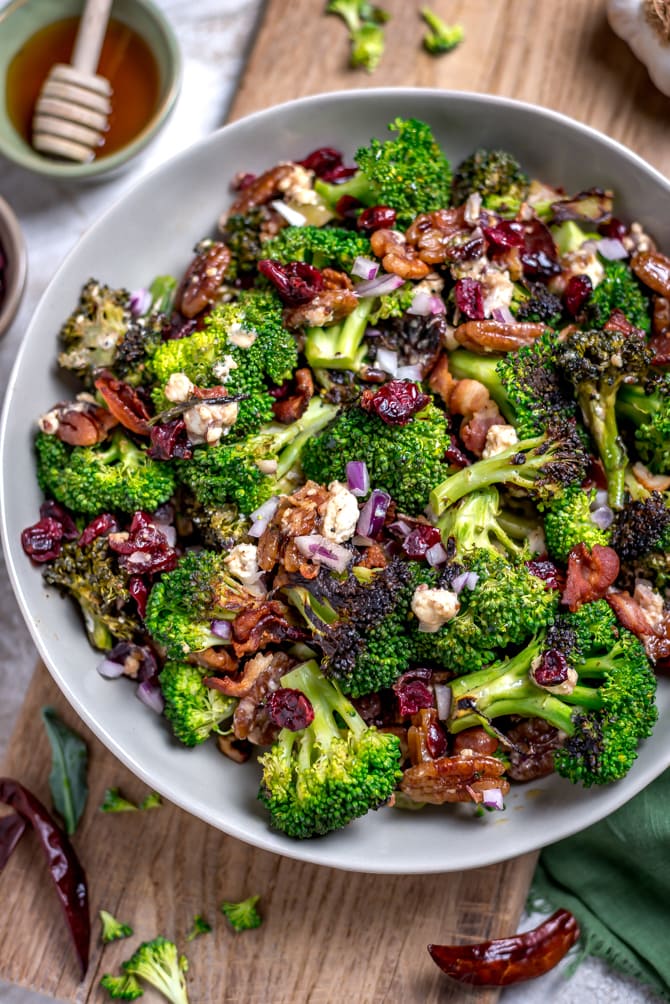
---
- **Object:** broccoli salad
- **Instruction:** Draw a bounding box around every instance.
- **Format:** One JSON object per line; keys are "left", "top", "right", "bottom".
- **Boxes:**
{"left": 21, "top": 117, "right": 670, "bottom": 839}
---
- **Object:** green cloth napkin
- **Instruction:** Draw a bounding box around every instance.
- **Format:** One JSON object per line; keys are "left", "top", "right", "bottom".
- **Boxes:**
{"left": 529, "top": 768, "right": 670, "bottom": 1001}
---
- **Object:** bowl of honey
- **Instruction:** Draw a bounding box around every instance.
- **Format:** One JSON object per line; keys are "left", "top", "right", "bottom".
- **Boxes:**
{"left": 0, "top": 0, "right": 181, "bottom": 178}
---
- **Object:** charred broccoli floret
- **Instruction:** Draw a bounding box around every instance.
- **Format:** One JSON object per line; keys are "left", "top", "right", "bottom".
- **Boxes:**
{"left": 113, "top": 277, "right": 177, "bottom": 387}
{"left": 35, "top": 430, "right": 175, "bottom": 516}
{"left": 556, "top": 327, "right": 653, "bottom": 508}
{"left": 58, "top": 279, "right": 131, "bottom": 386}
{"left": 609, "top": 492, "right": 670, "bottom": 561}
{"left": 258, "top": 659, "right": 402, "bottom": 838}
{"left": 583, "top": 259, "right": 651, "bottom": 332}
{"left": 175, "top": 493, "right": 250, "bottom": 551}
{"left": 513, "top": 282, "right": 564, "bottom": 327}
{"left": 452, "top": 148, "right": 529, "bottom": 213}
{"left": 160, "top": 661, "right": 237, "bottom": 746}
{"left": 315, "top": 117, "right": 452, "bottom": 227}
{"left": 221, "top": 207, "right": 276, "bottom": 276}
{"left": 541, "top": 485, "right": 611, "bottom": 563}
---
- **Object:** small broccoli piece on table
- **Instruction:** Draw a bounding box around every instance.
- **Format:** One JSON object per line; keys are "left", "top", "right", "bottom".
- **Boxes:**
{"left": 437, "top": 486, "right": 534, "bottom": 561}
{"left": 160, "top": 661, "right": 237, "bottom": 747}
{"left": 262, "top": 225, "right": 372, "bottom": 272}
{"left": 35, "top": 430, "right": 175, "bottom": 516}
{"left": 100, "top": 972, "right": 144, "bottom": 1000}
{"left": 220, "top": 895, "right": 262, "bottom": 932}
{"left": 258, "top": 659, "right": 402, "bottom": 838}
{"left": 315, "top": 117, "right": 452, "bottom": 227}
{"left": 149, "top": 289, "right": 298, "bottom": 438}
{"left": 326, "top": 0, "right": 389, "bottom": 73}
{"left": 541, "top": 485, "right": 611, "bottom": 563}
{"left": 583, "top": 259, "right": 651, "bottom": 332}
{"left": 430, "top": 425, "right": 587, "bottom": 516}
{"left": 451, "top": 148, "right": 529, "bottom": 213}
{"left": 448, "top": 599, "right": 657, "bottom": 787}
{"left": 100, "top": 909, "right": 134, "bottom": 944}
{"left": 302, "top": 396, "right": 451, "bottom": 516}
{"left": 58, "top": 279, "right": 132, "bottom": 387}
{"left": 449, "top": 332, "right": 576, "bottom": 439}
{"left": 421, "top": 7, "right": 464, "bottom": 54}
{"left": 617, "top": 378, "right": 670, "bottom": 474}
{"left": 121, "top": 937, "right": 189, "bottom": 1004}
{"left": 144, "top": 549, "right": 255, "bottom": 659}
{"left": 556, "top": 326, "right": 653, "bottom": 509}
{"left": 185, "top": 915, "right": 212, "bottom": 941}
{"left": 42, "top": 537, "right": 139, "bottom": 651}
{"left": 176, "top": 396, "right": 338, "bottom": 515}
{"left": 100, "top": 787, "right": 138, "bottom": 813}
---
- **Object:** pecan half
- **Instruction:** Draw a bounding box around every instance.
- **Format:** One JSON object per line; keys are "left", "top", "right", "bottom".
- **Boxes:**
{"left": 454, "top": 320, "right": 547, "bottom": 353}
{"left": 631, "top": 250, "right": 670, "bottom": 298}
{"left": 370, "top": 229, "right": 430, "bottom": 279}
{"left": 39, "top": 399, "right": 118, "bottom": 446}
{"left": 506, "top": 718, "right": 561, "bottom": 782}
{"left": 177, "top": 241, "right": 231, "bottom": 319}
{"left": 222, "top": 163, "right": 297, "bottom": 220}
{"left": 257, "top": 481, "right": 330, "bottom": 574}
{"left": 282, "top": 288, "right": 358, "bottom": 329}
{"left": 400, "top": 751, "right": 510, "bottom": 804}
{"left": 405, "top": 208, "right": 466, "bottom": 264}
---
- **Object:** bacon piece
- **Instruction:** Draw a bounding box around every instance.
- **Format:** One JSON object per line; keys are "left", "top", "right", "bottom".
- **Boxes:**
{"left": 230, "top": 600, "right": 304, "bottom": 657}
{"left": 561, "top": 544, "right": 620, "bottom": 612}
{"left": 271, "top": 368, "right": 314, "bottom": 424}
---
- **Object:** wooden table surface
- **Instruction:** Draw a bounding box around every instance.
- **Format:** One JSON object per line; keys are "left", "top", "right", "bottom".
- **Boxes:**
{"left": 1, "top": 1, "right": 668, "bottom": 1002}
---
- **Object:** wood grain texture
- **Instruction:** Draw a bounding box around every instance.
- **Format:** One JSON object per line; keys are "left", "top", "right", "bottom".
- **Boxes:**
{"left": 0, "top": 665, "right": 537, "bottom": 1003}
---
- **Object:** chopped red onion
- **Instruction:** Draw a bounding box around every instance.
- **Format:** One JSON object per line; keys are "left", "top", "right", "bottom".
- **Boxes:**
{"left": 352, "top": 534, "right": 375, "bottom": 546}
{"left": 590, "top": 505, "right": 614, "bottom": 530}
{"left": 136, "top": 680, "right": 165, "bottom": 715}
{"left": 452, "top": 570, "right": 479, "bottom": 593}
{"left": 375, "top": 346, "right": 398, "bottom": 376}
{"left": 594, "top": 489, "right": 609, "bottom": 509}
{"left": 351, "top": 256, "right": 379, "bottom": 281}
{"left": 270, "top": 199, "right": 307, "bottom": 227}
{"left": 356, "top": 489, "right": 391, "bottom": 538}
{"left": 482, "top": 787, "right": 505, "bottom": 811}
{"left": 355, "top": 273, "right": 405, "bottom": 298}
{"left": 491, "top": 306, "right": 515, "bottom": 323}
{"left": 96, "top": 657, "right": 125, "bottom": 679}
{"left": 407, "top": 289, "right": 434, "bottom": 316}
{"left": 249, "top": 518, "right": 270, "bottom": 538}
{"left": 210, "top": 619, "right": 232, "bottom": 640}
{"left": 433, "top": 683, "right": 452, "bottom": 721}
{"left": 388, "top": 519, "right": 412, "bottom": 538}
{"left": 425, "top": 542, "right": 449, "bottom": 567}
{"left": 430, "top": 295, "right": 446, "bottom": 315}
{"left": 596, "top": 237, "right": 628, "bottom": 260}
{"left": 465, "top": 571, "right": 479, "bottom": 590}
{"left": 129, "top": 288, "right": 151, "bottom": 317}
{"left": 250, "top": 496, "right": 280, "bottom": 523}
{"left": 346, "top": 460, "right": 370, "bottom": 497}
{"left": 396, "top": 364, "right": 423, "bottom": 382}
{"left": 294, "top": 534, "right": 353, "bottom": 572}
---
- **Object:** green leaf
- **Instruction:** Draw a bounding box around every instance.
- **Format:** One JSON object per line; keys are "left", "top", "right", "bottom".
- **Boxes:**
{"left": 41, "top": 706, "right": 88, "bottom": 835}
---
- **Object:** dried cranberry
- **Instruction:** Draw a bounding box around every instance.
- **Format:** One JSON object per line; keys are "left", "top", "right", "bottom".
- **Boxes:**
{"left": 357, "top": 206, "right": 397, "bottom": 233}
{"left": 321, "top": 164, "right": 358, "bottom": 184}
{"left": 148, "top": 418, "right": 193, "bottom": 460}
{"left": 393, "top": 668, "right": 434, "bottom": 717}
{"left": 360, "top": 380, "right": 430, "bottom": 426}
{"left": 335, "top": 194, "right": 363, "bottom": 218}
{"left": 298, "top": 146, "right": 343, "bottom": 177}
{"left": 231, "top": 172, "right": 256, "bottom": 192}
{"left": 454, "top": 277, "right": 485, "bottom": 320}
{"left": 268, "top": 380, "right": 290, "bottom": 400}
{"left": 162, "top": 313, "right": 198, "bottom": 341}
{"left": 446, "top": 233, "right": 486, "bottom": 263}
{"left": 483, "top": 220, "right": 525, "bottom": 250}
{"left": 402, "top": 525, "right": 442, "bottom": 559}
{"left": 526, "top": 559, "right": 563, "bottom": 591}
{"left": 533, "top": 649, "right": 569, "bottom": 687}
{"left": 129, "top": 577, "right": 149, "bottom": 618}
{"left": 21, "top": 517, "right": 64, "bottom": 563}
{"left": 39, "top": 501, "right": 79, "bottom": 540}
{"left": 599, "top": 217, "right": 627, "bottom": 240}
{"left": 258, "top": 259, "right": 324, "bottom": 307}
{"left": 564, "top": 274, "right": 593, "bottom": 317}
{"left": 266, "top": 688, "right": 315, "bottom": 731}
{"left": 109, "top": 511, "right": 178, "bottom": 575}
{"left": 78, "top": 513, "right": 118, "bottom": 547}
{"left": 519, "top": 218, "right": 561, "bottom": 281}
{"left": 444, "top": 436, "right": 471, "bottom": 469}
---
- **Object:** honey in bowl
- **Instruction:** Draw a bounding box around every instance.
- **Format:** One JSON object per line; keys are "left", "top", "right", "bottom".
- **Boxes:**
{"left": 6, "top": 17, "right": 160, "bottom": 160}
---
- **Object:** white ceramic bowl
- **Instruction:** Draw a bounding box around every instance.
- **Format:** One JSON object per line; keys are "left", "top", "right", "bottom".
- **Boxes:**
{"left": 2, "top": 89, "right": 670, "bottom": 874}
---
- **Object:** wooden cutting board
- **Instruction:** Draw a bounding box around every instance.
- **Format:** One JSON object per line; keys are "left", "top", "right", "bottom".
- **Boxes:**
{"left": 2, "top": 1, "right": 668, "bottom": 1001}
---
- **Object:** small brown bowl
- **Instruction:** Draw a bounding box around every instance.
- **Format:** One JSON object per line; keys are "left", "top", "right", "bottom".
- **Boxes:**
{"left": 0, "top": 195, "right": 27, "bottom": 337}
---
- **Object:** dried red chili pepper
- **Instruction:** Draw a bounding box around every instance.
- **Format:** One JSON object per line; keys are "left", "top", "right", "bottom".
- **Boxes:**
{"left": 0, "top": 778, "right": 90, "bottom": 976}
{"left": 94, "top": 371, "right": 151, "bottom": 435}
{"left": 428, "top": 909, "right": 580, "bottom": 986}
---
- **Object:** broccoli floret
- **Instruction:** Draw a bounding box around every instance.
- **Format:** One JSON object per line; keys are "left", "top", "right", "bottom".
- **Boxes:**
{"left": 262, "top": 225, "right": 372, "bottom": 272}
{"left": 449, "top": 332, "right": 576, "bottom": 439}
{"left": 220, "top": 895, "right": 262, "bottom": 932}
{"left": 100, "top": 972, "right": 144, "bottom": 1000}
{"left": 448, "top": 604, "right": 657, "bottom": 786}
{"left": 430, "top": 425, "right": 587, "bottom": 516}
{"left": 421, "top": 7, "right": 464, "bottom": 54}
{"left": 617, "top": 379, "right": 670, "bottom": 474}
{"left": 258, "top": 659, "right": 402, "bottom": 838}
{"left": 541, "top": 485, "right": 611, "bottom": 563}
{"left": 411, "top": 551, "right": 559, "bottom": 675}
{"left": 185, "top": 915, "right": 212, "bottom": 941}
{"left": 304, "top": 298, "right": 375, "bottom": 374}
{"left": 100, "top": 787, "right": 138, "bottom": 813}
{"left": 149, "top": 289, "right": 298, "bottom": 437}
{"left": 160, "top": 661, "right": 237, "bottom": 746}
{"left": 42, "top": 537, "right": 139, "bottom": 650}
{"left": 437, "top": 486, "right": 530, "bottom": 561}
{"left": 512, "top": 282, "right": 564, "bottom": 327}
{"left": 221, "top": 208, "right": 276, "bottom": 276}
{"left": 144, "top": 549, "right": 256, "bottom": 659}
{"left": 326, "top": 0, "right": 389, "bottom": 73}
{"left": 176, "top": 493, "right": 251, "bottom": 551}
{"left": 58, "top": 279, "right": 132, "bottom": 386}
{"left": 302, "top": 396, "right": 451, "bottom": 515}
{"left": 610, "top": 493, "right": 670, "bottom": 560}
{"left": 176, "top": 396, "right": 338, "bottom": 514}
{"left": 121, "top": 937, "right": 189, "bottom": 1004}
{"left": 556, "top": 327, "right": 653, "bottom": 508}
{"left": 35, "top": 430, "right": 175, "bottom": 516}
{"left": 113, "top": 278, "right": 177, "bottom": 388}
{"left": 452, "top": 148, "right": 529, "bottom": 212}
{"left": 367, "top": 281, "right": 416, "bottom": 323}
{"left": 315, "top": 117, "right": 452, "bottom": 227}
{"left": 583, "top": 259, "right": 651, "bottom": 332}
{"left": 100, "top": 909, "right": 134, "bottom": 943}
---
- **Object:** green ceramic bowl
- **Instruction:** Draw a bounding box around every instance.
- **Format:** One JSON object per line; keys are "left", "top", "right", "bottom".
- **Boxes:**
{"left": 0, "top": 0, "right": 181, "bottom": 179}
